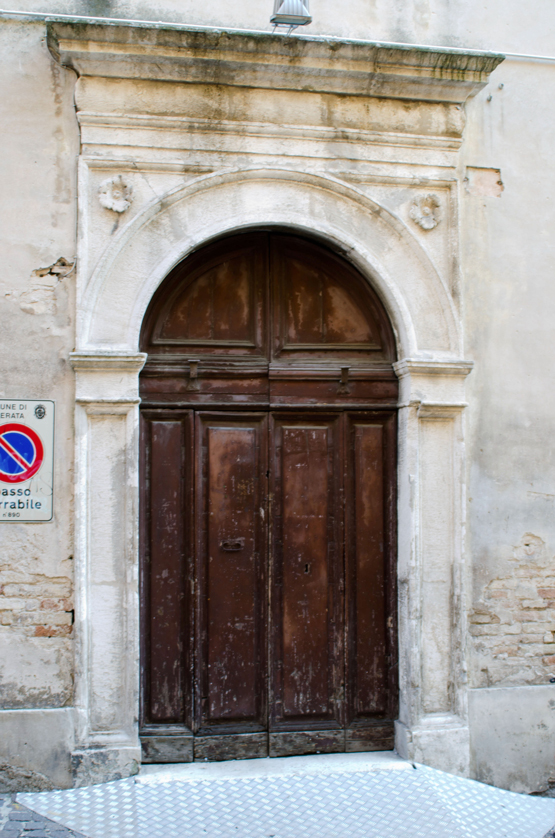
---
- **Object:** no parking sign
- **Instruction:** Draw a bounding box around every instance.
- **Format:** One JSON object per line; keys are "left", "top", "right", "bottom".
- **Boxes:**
{"left": 0, "top": 400, "right": 54, "bottom": 522}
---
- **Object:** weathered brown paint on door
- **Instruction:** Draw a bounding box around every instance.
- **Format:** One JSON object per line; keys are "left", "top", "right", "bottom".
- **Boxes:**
{"left": 269, "top": 415, "right": 344, "bottom": 757}
{"left": 195, "top": 413, "right": 268, "bottom": 760}
{"left": 139, "top": 232, "right": 398, "bottom": 763}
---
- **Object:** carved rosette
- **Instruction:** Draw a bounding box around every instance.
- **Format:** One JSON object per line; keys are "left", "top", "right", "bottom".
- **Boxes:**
{"left": 409, "top": 193, "right": 440, "bottom": 230}
{"left": 98, "top": 174, "right": 133, "bottom": 213}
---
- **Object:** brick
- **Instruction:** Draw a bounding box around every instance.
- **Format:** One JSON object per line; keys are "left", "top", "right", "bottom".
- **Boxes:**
{"left": 39, "top": 598, "right": 73, "bottom": 612}
{"left": 522, "top": 622, "right": 548, "bottom": 633}
{"left": 519, "top": 634, "right": 544, "bottom": 644}
{"left": 0, "top": 598, "right": 26, "bottom": 610}
{"left": 2, "top": 581, "right": 72, "bottom": 597}
{"left": 521, "top": 600, "right": 548, "bottom": 609}
{"left": 516, "top": 611, "right": 553, "bottom": 622}
{"left": 469, "top": 625, "right": 506, "bottom": 636}
{"left": 33, "top": 625, "right": 72, "bottom": 637}
{"left": 0, "top": 571, "right": 31, "bottom": 584}
{"left": 538, "top": 588, "right": 555, "bottom": 599}
{"left": 15, "top": 612, "right": 72, "bottom": 627}
{"left": 515, "top": 584, "right": 539, "bottom": 598}
{"left": 489, "top": 579, "right": 518, "bottom": 589}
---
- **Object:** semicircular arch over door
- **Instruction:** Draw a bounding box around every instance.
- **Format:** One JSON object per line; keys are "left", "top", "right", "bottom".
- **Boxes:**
{"left": 139, "top": 231, "right": 399, "bottom": 763}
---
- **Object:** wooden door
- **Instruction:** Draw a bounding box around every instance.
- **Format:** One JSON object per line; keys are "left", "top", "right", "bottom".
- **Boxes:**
{"left": 139, "top": 232, "right": 398, "bottom": 763}
{"left": 194, "top": 412, "right": 268, "bottom": 760}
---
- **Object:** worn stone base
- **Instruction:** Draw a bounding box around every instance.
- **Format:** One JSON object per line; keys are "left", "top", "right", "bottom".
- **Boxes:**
{"left": 0, "top": 761, "right": 54, "bottom": 794}
{"left": 395, "top": 717, "right": 470, "bottom": 777}
{"left": 71, "top": 746, "right": 141, "bottom": 788}
{"left": 0, "top": 709, "right": 74, "bottom": 790}
{"left": 470, "top": 685, "right": 555, "bottom": 793}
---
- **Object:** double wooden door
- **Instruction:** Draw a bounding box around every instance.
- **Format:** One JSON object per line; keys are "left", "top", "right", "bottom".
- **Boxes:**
{"left": 139, "top": 231, "right": 398, "bottom": 762}
{"left": 141, "top": 408, "right": 396, "bottom": 761}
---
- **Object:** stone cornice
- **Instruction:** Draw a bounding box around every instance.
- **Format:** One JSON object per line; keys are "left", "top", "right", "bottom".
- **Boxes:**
{"left": 47, "top": 22, "right": 504, "bottom": 104}
{"left": 70, "top": 351, "right": 147, "bottom": 373}
{"left": 394, "top": 359, "right": 474, "bottom": 378}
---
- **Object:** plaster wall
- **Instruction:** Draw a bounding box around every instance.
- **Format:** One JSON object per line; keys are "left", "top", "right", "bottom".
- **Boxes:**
{"left": 0, "top": 20, "right": 78, "bottom": 789}
{"left": 3, "top": 0, "right": 555, "bottom": 55}
{"left": 460, "top": 58, "right": 555, "bottom": 791}
{"left": 469, "top": 686, "right": 555, "bottom": 794}
{"left": 0, "top": 0, "right": 554, "bottom": 795}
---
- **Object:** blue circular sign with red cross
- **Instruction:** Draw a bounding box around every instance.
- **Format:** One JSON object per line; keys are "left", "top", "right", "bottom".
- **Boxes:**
{"left": 0, "top": 423, "right": 44, "bottom": 483}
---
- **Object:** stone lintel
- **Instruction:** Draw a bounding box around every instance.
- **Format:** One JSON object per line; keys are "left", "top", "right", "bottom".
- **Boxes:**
{"left": 47, "top": 22, "right": 504, "bottom": 104}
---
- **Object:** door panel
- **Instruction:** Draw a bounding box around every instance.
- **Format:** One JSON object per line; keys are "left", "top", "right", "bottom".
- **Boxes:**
{"left": 270, "top": 235, "right": 392, "bottom": 361}
{"left": 269, "top": 729, "right": 345, "bottom": 757}
{"left": 345, "top": 412, "right": 397, "bottom": 751}
{"left": 352, "top": 421, "right": 387, "bottom": 715}
{"left": 194, "top": 732, "right": 268, "bottom": 762}
{"left": 270, "top": 415, "right": 344, "bottom": 744}
{"left": 195, "top": 414, "right": 268, "bottom": 734}
{"left": 140, "top": 411, "right": 194, "bottom": 738}
{"left": 144, "top": 231, "right": 268, "bottom": 357}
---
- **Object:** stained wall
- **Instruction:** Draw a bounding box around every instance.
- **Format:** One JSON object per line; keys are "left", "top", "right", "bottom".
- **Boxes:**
{"left": 0, "top": 19, "right": 78, "bottom": 790}
{"left": 0, "top": 0, "right": 554, "bottom": 793}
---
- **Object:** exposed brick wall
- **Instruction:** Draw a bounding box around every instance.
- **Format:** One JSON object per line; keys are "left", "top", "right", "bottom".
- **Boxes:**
{"left": 471, "top": 533, "right": 555, "bottom": 687}
{"left": 0, "top": 571, "right": 73, "bottom": 638}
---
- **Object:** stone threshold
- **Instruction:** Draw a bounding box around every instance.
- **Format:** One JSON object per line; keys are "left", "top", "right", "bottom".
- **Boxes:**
{"left": 137, "top": 749, "right": 410, "bottom": 785}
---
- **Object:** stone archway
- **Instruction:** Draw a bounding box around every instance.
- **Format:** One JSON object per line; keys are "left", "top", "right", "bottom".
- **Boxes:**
{"left": 77, "top": 168, "right": 461, "bottom": 357}
{"left": 70, "top": 169, "right": 472, "bottom": 784}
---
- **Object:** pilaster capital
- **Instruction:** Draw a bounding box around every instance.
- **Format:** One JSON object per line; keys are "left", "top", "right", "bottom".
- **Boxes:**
{"left": 393, "top": 358, "right": 474, "bottom": 379}
{"left": 395, "top": 357, "right": 473, "bottom": 409}
{"left": 70, "top": 351, "right": 147, "bottom": 404}
{"left": 70, "top": 351, "right": 147, "bottom": 373}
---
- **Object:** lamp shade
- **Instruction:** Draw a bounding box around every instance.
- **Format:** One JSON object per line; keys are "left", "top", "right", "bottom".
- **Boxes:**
{"left": 271, "top": 0, "right": 312, "bottom": 25}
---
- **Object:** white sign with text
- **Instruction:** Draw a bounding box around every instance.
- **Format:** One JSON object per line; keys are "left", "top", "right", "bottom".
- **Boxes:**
{"left": 0, "top": 400, "right": 54, "bottom": 522}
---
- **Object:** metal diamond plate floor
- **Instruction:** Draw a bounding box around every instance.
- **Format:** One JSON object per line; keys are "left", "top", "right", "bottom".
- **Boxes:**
{"left": 17, "top": 755, "right": 555, "bottom": 838}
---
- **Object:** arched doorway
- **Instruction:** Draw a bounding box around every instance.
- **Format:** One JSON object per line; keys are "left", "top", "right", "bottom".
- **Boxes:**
{"left": 139, "top": 230, "right": 398, "bottom": 763}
